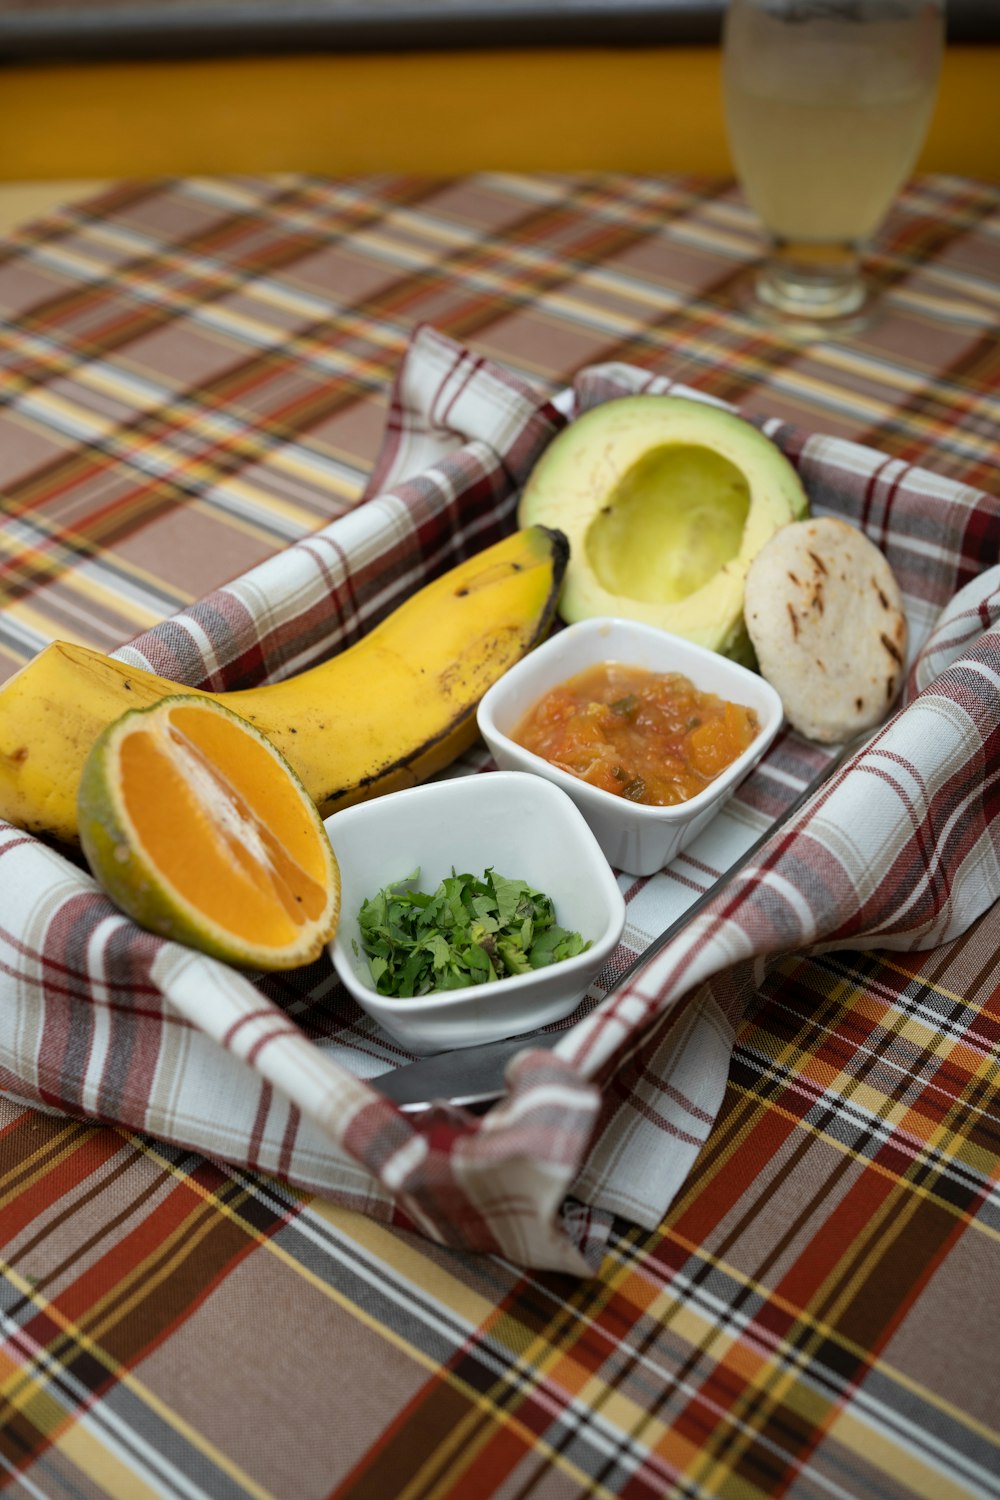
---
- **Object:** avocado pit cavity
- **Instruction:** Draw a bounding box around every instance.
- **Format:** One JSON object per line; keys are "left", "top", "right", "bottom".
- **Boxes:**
{"left": 584, "top": 443, "right": 751, "bottom": 605}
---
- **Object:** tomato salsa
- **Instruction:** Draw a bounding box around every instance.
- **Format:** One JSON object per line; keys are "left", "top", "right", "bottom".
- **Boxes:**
{"left": 512, "top": 662, "right": 760, "bottom": 807}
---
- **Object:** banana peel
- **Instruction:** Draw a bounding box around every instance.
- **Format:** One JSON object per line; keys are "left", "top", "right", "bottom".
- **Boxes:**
{"left": 0, "top": 525, "right": 569, "bottom": 846}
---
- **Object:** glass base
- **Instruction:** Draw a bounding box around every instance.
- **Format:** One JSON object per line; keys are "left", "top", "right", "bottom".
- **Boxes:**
{"left": 734, "top": 248, "right": 875, "bottom": 341}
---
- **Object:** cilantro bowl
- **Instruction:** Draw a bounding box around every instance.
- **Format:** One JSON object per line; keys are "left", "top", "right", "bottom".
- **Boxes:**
{"left": 324, "top": 772, "right": 626, "bottom": 1055}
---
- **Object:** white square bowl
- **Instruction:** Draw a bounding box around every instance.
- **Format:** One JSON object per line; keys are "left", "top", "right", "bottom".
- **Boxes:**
{"left": 324, "top": 771, "right": 626, "bottom": 1055}
{"left": 477, "top": 618, "right": 784, "bottom": 877}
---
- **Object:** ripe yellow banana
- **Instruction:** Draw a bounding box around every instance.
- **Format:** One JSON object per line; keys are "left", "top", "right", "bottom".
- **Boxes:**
{"left": 0, "top": 526, "right": 569, "bottom": 846}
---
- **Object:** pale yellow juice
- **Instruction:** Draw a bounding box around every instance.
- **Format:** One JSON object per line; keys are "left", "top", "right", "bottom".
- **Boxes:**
{"left": 724, "top": 3, "right": 942, "bottom": 246}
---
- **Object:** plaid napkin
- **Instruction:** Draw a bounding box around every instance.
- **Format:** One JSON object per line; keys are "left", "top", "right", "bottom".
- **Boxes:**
{"left": 1, "top": 325, "right": 998, "bottom": 1275}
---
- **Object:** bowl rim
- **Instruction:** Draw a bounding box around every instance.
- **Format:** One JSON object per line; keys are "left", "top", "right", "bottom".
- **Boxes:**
{"left": 326, "top": 770, "right": 626, "bottom": 1014}
{"left": 477, "top": 617, "right": 784, "bottom": 825}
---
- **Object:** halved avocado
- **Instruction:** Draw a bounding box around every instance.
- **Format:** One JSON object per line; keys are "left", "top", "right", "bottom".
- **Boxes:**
{"left": 517, "top": 395, "right": 810, "bottom": 664}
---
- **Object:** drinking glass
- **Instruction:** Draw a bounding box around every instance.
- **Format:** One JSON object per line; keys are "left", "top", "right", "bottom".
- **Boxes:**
{"left": 723, "top": 0, "right": 944, "bottom": 337}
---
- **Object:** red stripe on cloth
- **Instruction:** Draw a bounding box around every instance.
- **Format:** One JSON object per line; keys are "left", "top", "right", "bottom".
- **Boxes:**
{"left": 0, "top": 1125, "right": 123, "bottom": 1242}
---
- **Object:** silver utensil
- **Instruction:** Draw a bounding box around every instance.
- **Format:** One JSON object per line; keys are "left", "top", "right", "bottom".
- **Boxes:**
{"left": 371, "top": 729, "right": 870, "bottom": 1111}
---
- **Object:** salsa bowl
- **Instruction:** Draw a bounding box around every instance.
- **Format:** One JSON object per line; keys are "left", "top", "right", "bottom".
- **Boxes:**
{"left": 477, "top": 618, "right": 784, "bottom": 877}
{"left": 324, "top": 771, "right": 625, "bottom": 1055}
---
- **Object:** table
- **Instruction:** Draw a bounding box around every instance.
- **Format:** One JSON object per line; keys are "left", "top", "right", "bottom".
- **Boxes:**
{"left": 0, "top": 171, "right": 998, "bottom": 1498}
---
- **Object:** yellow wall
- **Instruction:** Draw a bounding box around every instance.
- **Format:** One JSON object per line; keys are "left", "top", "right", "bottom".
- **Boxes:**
{"left": 2, "top": 45, "right": 997, "bottom": 182}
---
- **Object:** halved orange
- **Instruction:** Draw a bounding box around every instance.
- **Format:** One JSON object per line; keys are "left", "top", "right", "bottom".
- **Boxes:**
{"left": 77, "top": 696, "right": 340, "bottom": 970}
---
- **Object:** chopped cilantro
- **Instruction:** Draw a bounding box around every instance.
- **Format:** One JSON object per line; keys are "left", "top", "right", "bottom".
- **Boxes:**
{"left": 609, "top": 693, "right": 638, "bottom": 717}
{"left": 621, "top": 777, "right": 647, "bottom": 802}
{"left": 352, "top": 868, "right": 590, "bottom": 999}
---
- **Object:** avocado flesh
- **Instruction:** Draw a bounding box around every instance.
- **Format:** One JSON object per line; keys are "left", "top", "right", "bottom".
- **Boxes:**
{"left": 516, "top": 393, "right": 810, "bottom": 662}
{"left": 584, "top": 444, "right": 751, "bottom": 605}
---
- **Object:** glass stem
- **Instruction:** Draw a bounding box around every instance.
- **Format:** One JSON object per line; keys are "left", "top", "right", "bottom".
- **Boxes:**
{"left": 757, "top": 238, "right": 867, "bottom": 319}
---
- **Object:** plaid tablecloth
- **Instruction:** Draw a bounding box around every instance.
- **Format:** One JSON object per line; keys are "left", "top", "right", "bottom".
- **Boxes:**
{"left": 1, "top": 172, "right": 999, "bottom": 1497}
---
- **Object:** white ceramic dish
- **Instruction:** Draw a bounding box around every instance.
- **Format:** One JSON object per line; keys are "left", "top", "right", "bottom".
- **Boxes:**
{"left": 324, "top": 771, "right": 625, "bottom": 1055}
{"left": 477, "top": 618, "right": 784, "bottom": 877}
